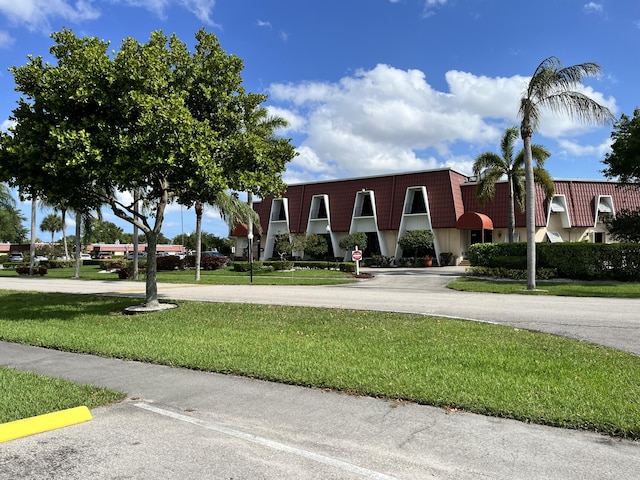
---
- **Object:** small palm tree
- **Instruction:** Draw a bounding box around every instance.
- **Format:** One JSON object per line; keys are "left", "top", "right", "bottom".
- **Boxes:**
{"left": 473, "top": 126, "right": 554, "bottom": 243}
{"left": 193, "top": 192, "right": 259, "bottom": 281}
{"left": 40, "top": 213, "right": 64, "bottom": 254}
{"left": 519, "top": 56, "right": 614, "bottom": 290}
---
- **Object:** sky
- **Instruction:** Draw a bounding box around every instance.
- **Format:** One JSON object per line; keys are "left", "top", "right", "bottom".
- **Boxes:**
{"left": 1, "top": 0, "right": 638, "bottom": 242}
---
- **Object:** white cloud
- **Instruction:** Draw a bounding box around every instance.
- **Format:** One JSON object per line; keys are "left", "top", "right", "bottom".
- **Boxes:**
{"left": 0, "top": 0, "right": 100, "bottom": 31}
{"left": 256, "top": 19, "right": 271, "bottom": 28}
{"left": 584, "top": 2, "right": 603, "bottom": 14}
{"left": 0, "top": 29, "right": 14, "bottom": 48}
{"left": 0, "top": 0, "right": 218, "bottom": 31}
{"left": 557, "top": 137, "right": 612, "bottom": 157}
{"left": 268, "top": 63, "right": 615, "bottom": 181}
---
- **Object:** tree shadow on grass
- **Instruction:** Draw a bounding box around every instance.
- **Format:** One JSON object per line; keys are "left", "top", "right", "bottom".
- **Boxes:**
{"left": 0, "top": 292, "right": 135, "bottom": 322}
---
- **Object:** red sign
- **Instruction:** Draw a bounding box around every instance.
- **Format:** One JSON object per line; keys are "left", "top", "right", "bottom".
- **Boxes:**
{"left": 352, "top": 250, "right": 362, "bottom": 261}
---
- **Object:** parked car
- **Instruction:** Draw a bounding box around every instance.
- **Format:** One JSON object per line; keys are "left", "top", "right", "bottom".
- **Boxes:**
{"left": 8, "top": 252, "right": 24, "bottom": 263}
{"left": 95, "top": 252, "right": 112, "bottom": 260}
{"left": 126, "top": 251, "right": 148, "bottom": 260}
{"left": 33, "top": 255, "right": 49, "bottom": 262}
{"left": 80, "top": 253, "right": 92, "bottom": 261}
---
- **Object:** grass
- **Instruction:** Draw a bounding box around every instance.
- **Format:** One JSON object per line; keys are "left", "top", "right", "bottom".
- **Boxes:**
{"left": 0, "top": 368, "right": 125, "bottom": 424}
{"left": 448, "top": 277, "right": 640, "bottom": 298}
{"left": 0, "top": 264, "right": 357, "bottom": 285}
{"left": 1, "top": 290, "right": 639, "bottom": 439}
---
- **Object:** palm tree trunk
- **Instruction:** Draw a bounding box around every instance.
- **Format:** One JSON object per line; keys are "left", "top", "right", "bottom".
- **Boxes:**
{"left": 522, "top": 125, "right": 537, "bottom": 290}
{"left": 61, "top": 208, "right": 69, "bottom": 259}
{"left": 29, "top": 198, "right": 36, "bottom": 275}
{"left": 195, "top": 200, "right": 203, "bottom": 281}
{"left": 507, "top": 176, "right": 516, "bottom": 243}
{"left": 73, "top": 211, "right": 81, "bottom": 278}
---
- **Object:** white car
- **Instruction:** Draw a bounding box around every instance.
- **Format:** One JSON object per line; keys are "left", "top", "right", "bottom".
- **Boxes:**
{"left": 8, "top": 252, "right": 24, "bottom": 262}
{"left": 34, "top": 255, "right": 49, "bottom": 262}
{"left": 80, "top": 253, "right": 92, "bottom": 261}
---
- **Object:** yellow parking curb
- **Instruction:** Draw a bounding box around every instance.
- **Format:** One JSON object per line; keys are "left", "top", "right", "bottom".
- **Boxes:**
{"left": 0, "top": 406, "right": 92, "bottom": 443}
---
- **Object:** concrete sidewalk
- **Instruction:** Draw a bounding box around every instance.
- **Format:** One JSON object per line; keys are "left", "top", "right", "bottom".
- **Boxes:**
{"left": 1, "top": 271, "right": 639, "bottom": 479}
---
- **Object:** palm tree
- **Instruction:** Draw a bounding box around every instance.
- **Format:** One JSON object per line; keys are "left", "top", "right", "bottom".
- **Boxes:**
{"left": 519, "top": 56, "right": 614, "bottom": 290}
{"left": 473, "top": 126, "right": 554, "bottom": 243}
{"left": 40, "top": 213, "right": 64, "bottom": 254}
{"left": 193, "top": 192, "right": 258, "bottom": 281}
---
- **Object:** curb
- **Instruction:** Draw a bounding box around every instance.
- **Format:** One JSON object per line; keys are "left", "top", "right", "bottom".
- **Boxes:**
{"left": 0, "top": 406, "right": 92, "bottom": 443}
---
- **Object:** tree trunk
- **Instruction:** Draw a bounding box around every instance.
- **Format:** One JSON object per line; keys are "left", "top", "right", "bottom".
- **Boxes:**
{"left": 133, "top": 191, "right": 139, "bottom": 281}
{"left": 145, "top": 231, "right": 159, "bottom": 308}
{"left": 29, "top": 198, "right": 36, "bottom": 276}
{"left": 507, "top": 175, "right": 516, "bottom": 243}
{"left": 61, "top": 208, "right": 69, "bottom": 259}
{"left": 195, "top": 200, "right": 203, "bottom": 281}
{"left": 73, "top": 212, "right": 81, "bottom": 278}
{"left": 522, "top": 125, "right": 536, "bottom": 290}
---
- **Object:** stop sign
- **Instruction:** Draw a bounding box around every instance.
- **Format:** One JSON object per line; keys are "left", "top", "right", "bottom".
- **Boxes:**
{"left": 352, "top": 250, "right": 362, "bottom": 261}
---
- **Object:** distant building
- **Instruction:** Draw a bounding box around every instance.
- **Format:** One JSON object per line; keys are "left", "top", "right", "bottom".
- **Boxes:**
{"left": 89, "top": 243, "right": 186, "bottom": 257}
{"left": 230, "top": 168, "right": 640, "bottom": 264}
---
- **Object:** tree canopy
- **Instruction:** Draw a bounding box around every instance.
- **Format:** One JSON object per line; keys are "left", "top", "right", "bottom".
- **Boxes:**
{"left": 473, "top": 126, "right": 553, "bottom": 243}
{"left": 0, "top": 28, "right": 296, "bottom": 306}
{"left": 602, "top": 108, "right": 640, "bottom": 185}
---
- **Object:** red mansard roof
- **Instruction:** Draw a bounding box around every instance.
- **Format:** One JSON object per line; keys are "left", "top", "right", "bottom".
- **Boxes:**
{"left": 252, "top": 169, "right": 469, "bottom": 234}
{"left": 246, "top": 170, "right": 640, "bottom": 234}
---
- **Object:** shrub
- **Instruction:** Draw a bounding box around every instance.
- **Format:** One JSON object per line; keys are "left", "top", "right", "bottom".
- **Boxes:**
{"left": 439, "top": 252, "right": 454, "bottom": 266}
{"left": 338, "top": 232, "right": 367, "bottom": 251}
{"left": 156, "top": 255, "right": 183, "bottom": 271}
{"left": 369, "top": 255, "right": 392, "bottom": 267}
{"left": 15, "top": 266, "right": 47, "bottom": 276}
{"left": 304, "top": 234, "right": 329, "bottom": 259}
{"left": 398, "top": 230, "right": 434, "bottom": 257}
{"left": 233, "top": 261, "right": 265, "bottom": 272}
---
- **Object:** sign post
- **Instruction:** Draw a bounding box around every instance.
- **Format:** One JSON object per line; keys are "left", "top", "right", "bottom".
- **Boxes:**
{"left": 352, "top": 246, "right": 362, "bottom": 275}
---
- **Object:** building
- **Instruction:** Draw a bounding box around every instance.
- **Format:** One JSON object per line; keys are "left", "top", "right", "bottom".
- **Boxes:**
{"left": 231, "top": 168, "right": 640, "bottom": 265}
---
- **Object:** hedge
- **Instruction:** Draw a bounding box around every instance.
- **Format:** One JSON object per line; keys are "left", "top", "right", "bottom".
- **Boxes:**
{"left": 469, "top": 242, "right": 640, "bottom": 281}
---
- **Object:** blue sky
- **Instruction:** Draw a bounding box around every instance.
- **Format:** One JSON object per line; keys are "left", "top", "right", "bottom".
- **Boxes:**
{"left": 1, "top": 0, "right": 638, "bottom": 242}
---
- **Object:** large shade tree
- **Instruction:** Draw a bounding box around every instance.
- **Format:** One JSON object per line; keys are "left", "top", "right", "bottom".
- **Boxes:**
{"left": 518, "top": 56, "right": 613, "bottom": 290}
{"left": 473, "top": 126, "right": 554, "bottom": 243}
{"left": 602, "top": 107, "right": 640, "bottom": 184}
{"left": 0, "top": 184, "right": 28, "bottom": 243}
{"left": 0, "top": 28, "right": 296, "bottom": 307}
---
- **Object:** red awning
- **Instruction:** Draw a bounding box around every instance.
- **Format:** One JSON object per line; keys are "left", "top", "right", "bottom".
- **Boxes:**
{"left": 456, "top": 212, "right": 494, "bottom": 230}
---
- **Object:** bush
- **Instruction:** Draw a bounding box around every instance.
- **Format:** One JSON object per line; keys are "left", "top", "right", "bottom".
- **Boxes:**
{"left": 304, "top": 234, "right": 329, "bottom": 259}
{"left": 15, "top": 266, "right": 47, "bottom": 276}
{"left": 467, "top": 266, "right": 557, "bottom": 280}
{"left": 398, "top": 230, "right": 434, "bottom": 258}
{"left": 338, "top": 232, "right": 367, "bottom": 251}
{"left": 439, "top": 252, "right": 454, "bottom": 266}
{"left": 469, "top": 242, "right": 640, "bottom": 281}
{"left": 489, "top": 255, "right": 527, "bottom": 270}
{"left": 369, "top": 255, "right": 393, "bottom": 267}
{"left": 157, "top": 255, "right": 183, "bottom": 271}
{"left": 233, "top": 261, "right": 265, "bottom": 272}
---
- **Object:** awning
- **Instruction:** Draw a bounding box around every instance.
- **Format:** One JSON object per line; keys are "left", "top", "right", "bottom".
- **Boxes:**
{"left": 456, "top": 212, "right": 494, "bottom": 230}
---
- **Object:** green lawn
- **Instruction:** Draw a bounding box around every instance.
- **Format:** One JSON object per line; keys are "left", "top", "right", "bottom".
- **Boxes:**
{"left": 0, "top": 264, "right": 357, "bottom": 285}
{"left": 1, "top": 290, "right": 639, "bottom": 439}
{"left": 448, "top": 276, "right": 640, "bottom": 298}
{"left": 0, "top": 368, "right": 124, "bottom": 424}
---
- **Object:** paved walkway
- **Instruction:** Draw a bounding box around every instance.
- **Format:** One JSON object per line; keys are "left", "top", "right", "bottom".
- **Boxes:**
{"left": 1, "top": 270, "right": 639, "bottom": 479}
